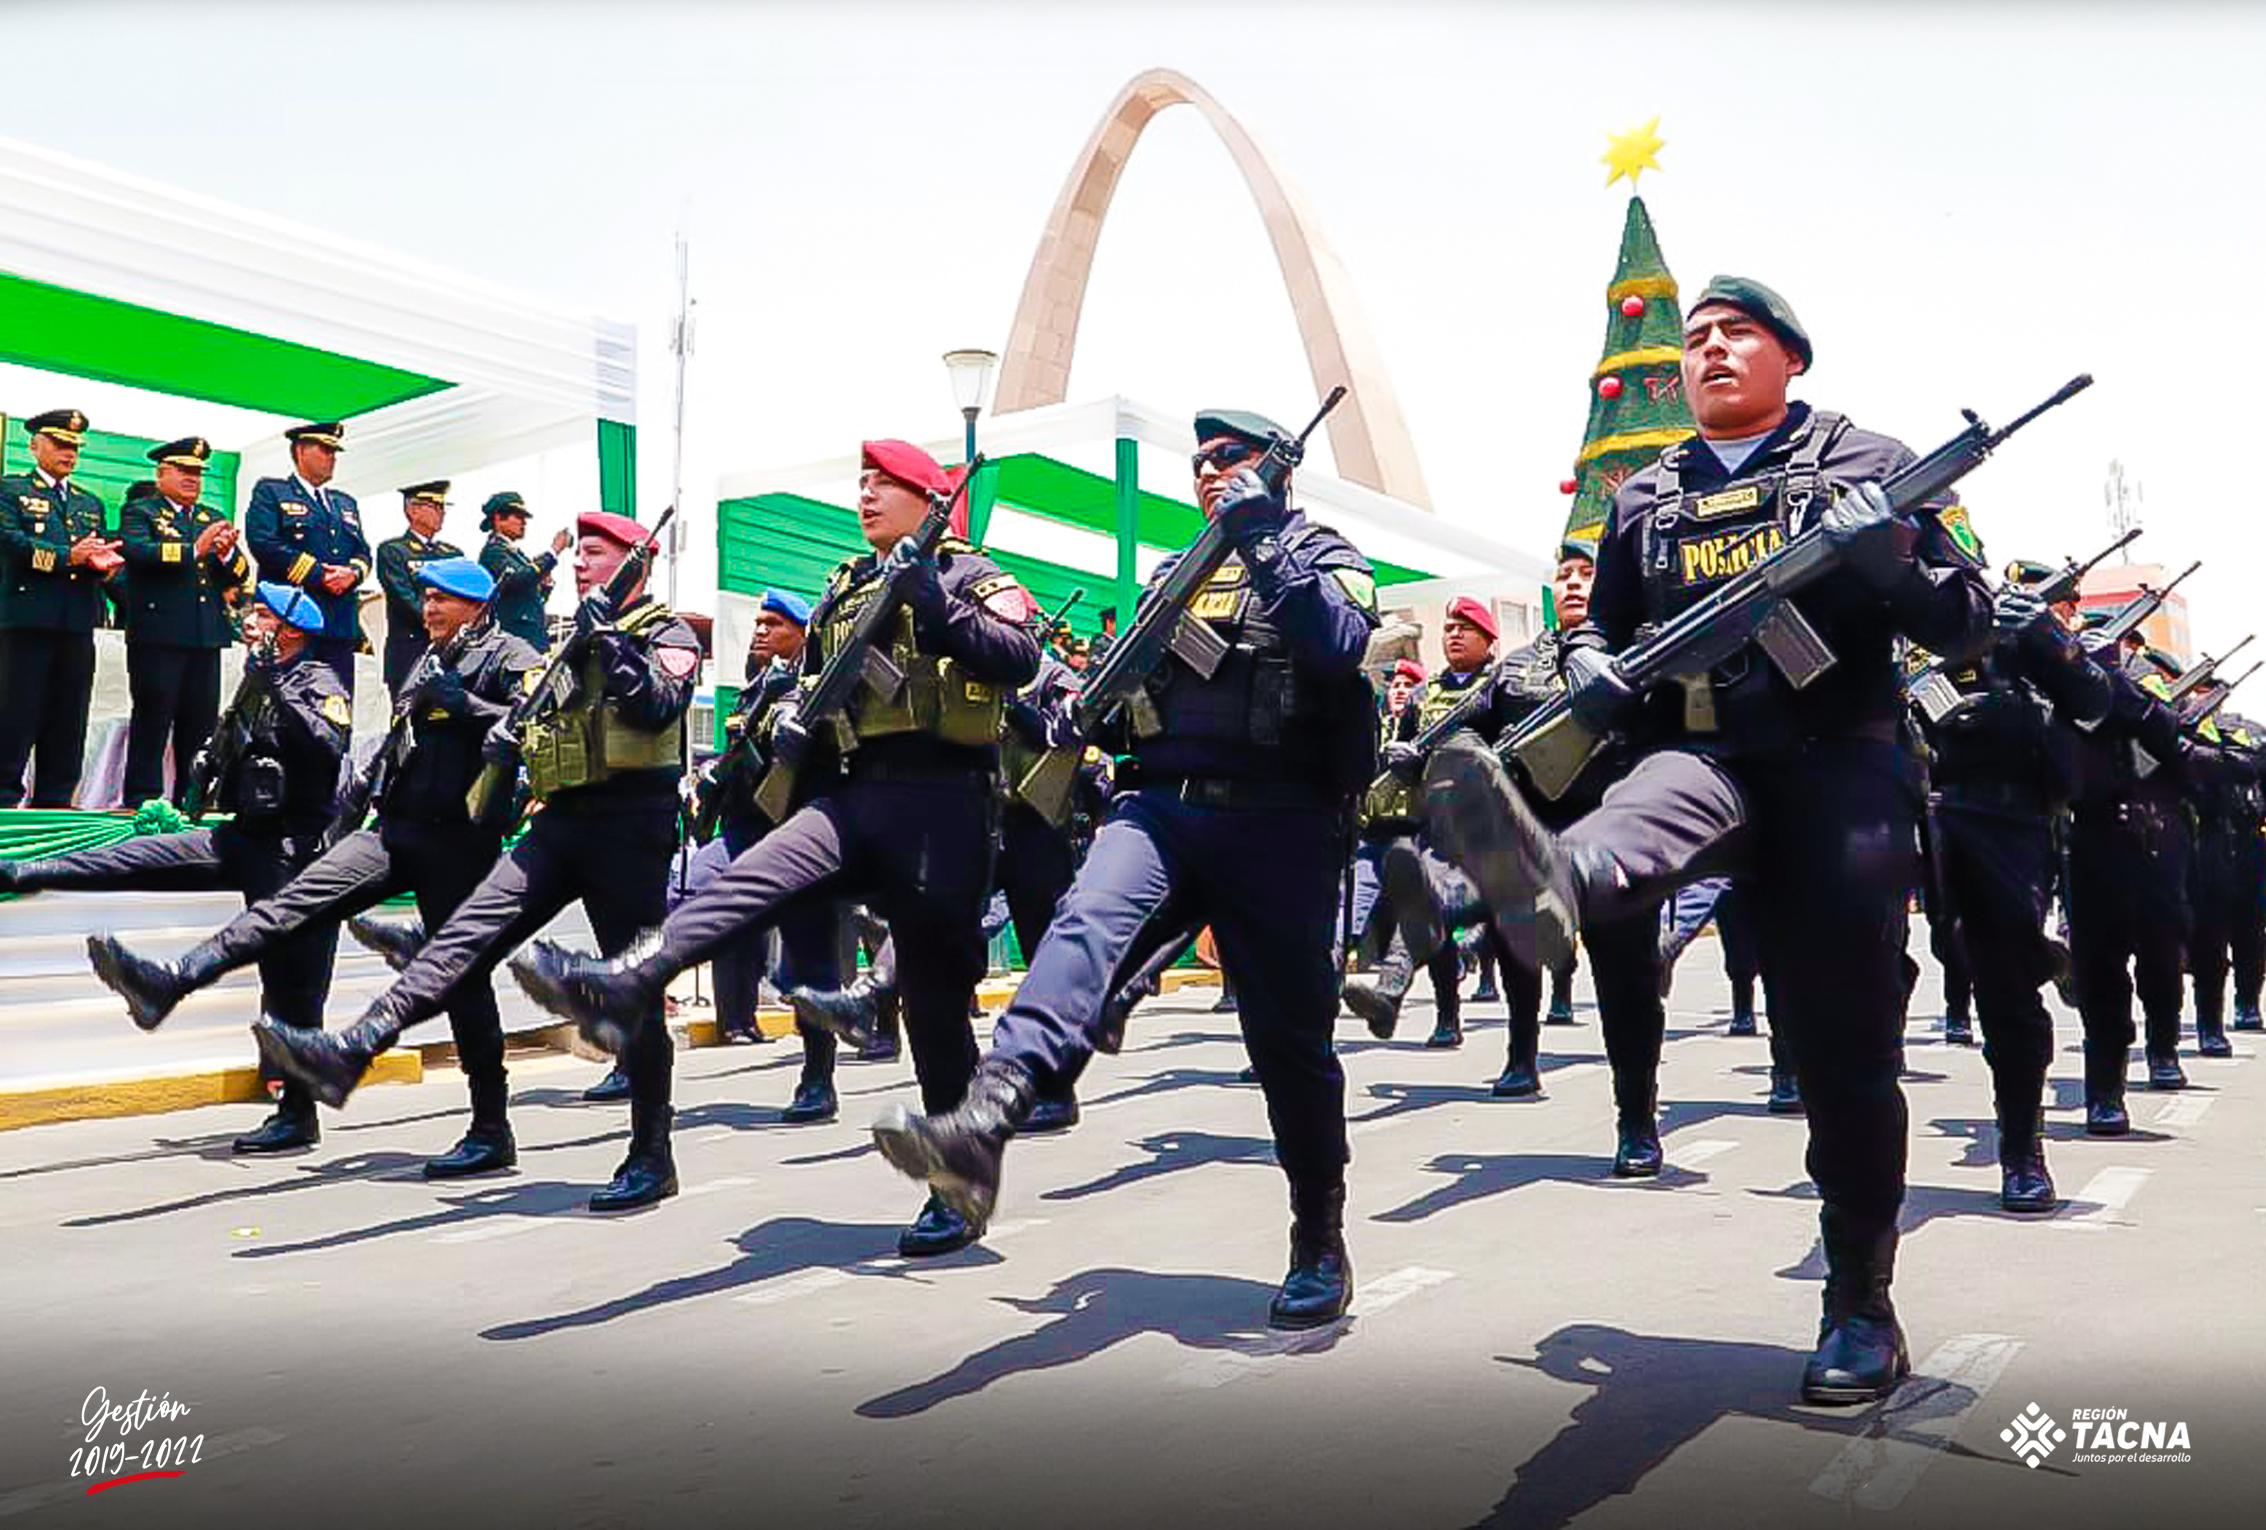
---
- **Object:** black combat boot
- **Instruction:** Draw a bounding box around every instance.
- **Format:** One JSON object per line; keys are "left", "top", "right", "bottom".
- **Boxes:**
{"left": 1545, "top": 961, "right": 1576, "bottom": 1025}
{"left": 87, "top": 932, "right": 232, "bottom": 1032}
{"left": 510, "top": 934, "right": 668, "bottom": 1056}
{"left": 1211, "top": 972, "right": 1238, "bottom": 1013}
{"left": 861, "top": 983, "right": 903, "bottom": 1062}
{"left": 1471, "top": 944, "right": 1501, "bottom": 1005}
{"left": 2144, "top": 1049, "right": 2187, "bottom": 1090}
{"left": 870, "top": 1057, "right": 1037, "bottom": 1233}
{"left": 1425, "top": 995, "right": 1463, "bottom": 1049}
{"left": 1020, "top": 1088, "right": 1082, "bottom": 1134}
{"left": 346, "top": 914, "right": 425, "bottom": 973}
{"left": 0, "top": 859, "right": 65, "bottom": 894}
{"left": 1943, "top": 1007, "right": 1974, "bottom": 1046}
{"left": 1421, "top": 737, "right": 1584, "bottom": 973}
{"left": 1342, "top": 935, "right": 1416, "bottom": 1041}
{"left": 1766, "top": 1067, "right": 1805, "bottom": 1114}
{"left": 589, "top": 1099, "right": 677, "bottom": 1212}
{"left": 2233, "top": 999, "right": 2264, "bottom": 1032}
{"left": 2083, "top": 1039, "right": 2130, "bottom": 1136}
{"left": 253, "top": 1009, "right": 399, "bottom": 1109}
{"left": 1727, "top": 977, "right": 1758, "bottom": 1037}
{"left": 2195, "top": 997, "right": 2234, "bottom": 1059}
{"left": 779, "top": 1076, "right": 838, "bottom": 1124}
{"left": 1998, "top": 1109, "right": 2056, "bottom": 1214}
{"left": 1097, "top": 971, "right": 1155, "bottom": 1055}
{"left": 1492, "top": 1010, "right": 1541, "bottom": 1098}
{"left": 1270, "top": 1178, "right": 1352, "bottom": 1330}
{"left": 232, "top": 1079, "right": 321, "bottom": 1154}
{"left": 788, "top": 970, "right": 897, "bottom": 1056}
{"left": 426, "top": 1074, "right": 517, "bottom": 1179}
{"left": 1611, "top": 1076, "right": 1662, "bottom": 1178}
{"left": 1801, "top": 1209, "right": 1909, "bottom": 1405}
{"left": 898, "top": 1193, "right": 981, "bottom": 1257}
{"left": 583, "top": 1067, "right": 633, "bottom": 1103}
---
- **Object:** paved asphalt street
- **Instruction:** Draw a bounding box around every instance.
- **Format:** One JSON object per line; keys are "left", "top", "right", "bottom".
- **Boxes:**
{"left": 2, "top": 952, "right": 2260, "bottom": 1530}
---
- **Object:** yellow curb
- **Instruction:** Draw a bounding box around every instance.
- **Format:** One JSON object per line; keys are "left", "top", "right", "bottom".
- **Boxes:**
{"left": 0, "top": 1048, "right": 422, "bottom": 1133}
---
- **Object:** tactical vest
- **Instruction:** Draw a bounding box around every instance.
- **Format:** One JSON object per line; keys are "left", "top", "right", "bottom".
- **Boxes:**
{"left": 1365, "top": 670, "right": 1487, "bottom": 824}
{"left": 818, "top": 548, "right": 1006, "bottom": 752}
{"left": 1919, "top": 640, "right": 2060, "bottom": 791}
{"left": 521, "top": 603, "right": 686, "bottom": 800}
{"left": 1142, "top": 533, "right": 1323, "bottom": 750}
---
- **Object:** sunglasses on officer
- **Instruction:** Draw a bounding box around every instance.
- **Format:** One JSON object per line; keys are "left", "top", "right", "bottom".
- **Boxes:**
{"left": 1191, "top": 440, "right": 1261, "bottom": 476}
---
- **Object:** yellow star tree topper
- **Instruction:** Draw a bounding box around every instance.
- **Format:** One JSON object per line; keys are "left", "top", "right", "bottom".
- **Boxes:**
{"left": 1602, "top": 116, "right": 1666, "bottom": 188}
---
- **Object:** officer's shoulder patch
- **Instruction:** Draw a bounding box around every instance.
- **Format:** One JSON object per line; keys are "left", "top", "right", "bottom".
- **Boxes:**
{"left": 657, "top": 644, "right": 701, "bottom": 680}
{"left": 522, "top": 667, "right": 546, "bottom": 694}
{"left": 969, "top": 572, "right": 1036, "bottom": 623}
{"left": 320, "top": 693, "right": 353, "bottom": 728}
{"left": 1933, "top": 502, "right": 1984, "bottom": 566}
{"left": 2141, "top": 673, "right": 2173, "bottom": 701}
{"left": 1330, "top": 568, "right": 1379, "bottom": 612}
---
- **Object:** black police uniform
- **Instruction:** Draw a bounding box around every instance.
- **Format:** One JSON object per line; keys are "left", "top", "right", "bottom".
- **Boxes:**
{"left": 118, "top": 486, "right": 252, "bottom": 806}
{"left": 3, "top": 645, "right": 348, "bottom": 1149}
{"left": 480, "top": 530, "right": 557, "bottom": 652}
{"left": 2211, "top": 716, "right": 2266, "bottom": 1031}
{"left": 0, "top": 464, "right": 110, "bottom": 807}
{"left": 247, "top": 472, "right": 370, "bottom": 694}
{"left": 872, "top": 477, "right": 1383, "bottom": 1327}
{"left": 2181, "top": 709, "right": 2255, "bottom": 1054}
{"left": 376, "top": 530, "right": 465, "bottom": 694}
{"left": 92, "top": 620, "right": 541, "bottom": 1174}
{"left": 254, "top": 594, "right": 700, "bottom": 1209}
{"left": 1428, "top": 400, "right": 1993, "bottom": 1398}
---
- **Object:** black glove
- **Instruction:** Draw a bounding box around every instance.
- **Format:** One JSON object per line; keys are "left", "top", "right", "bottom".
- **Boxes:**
{"left": 1820, "top": 481, "right": 1920, "bottom": 592}
{"left": 768, "top": 700, "right": 812, "bottom": 770}
{"left": 1563, "top": 644, "right": 1638, "bottom": 733}
{"left": 421, "top": 668, "right": 471, "bottom": 719}
{"left": 1381, "top": 740, "right": 1425, "bottom": 780}
{"left": 481, "top": 721, "right": 519, "bottom": 769}
{"left": 1994, "top": 585, "right": 2077, "bottom": 665}
{"left": 1212, "top": 466, "right": 1289, "bottom": 547}
{"left": 571, "top": 592, "right": 614, "bottom": 647}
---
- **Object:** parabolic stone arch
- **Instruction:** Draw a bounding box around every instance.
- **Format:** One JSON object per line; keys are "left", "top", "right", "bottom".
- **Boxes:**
{"left": 995, "top": 68, "right": 1432, "bottom": 509}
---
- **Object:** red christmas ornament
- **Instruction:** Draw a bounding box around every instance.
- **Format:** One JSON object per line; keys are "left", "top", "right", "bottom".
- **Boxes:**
{"left": 1559, "top": 477, "right": 1578, "bottom": 495}
{"left": 1620, "top": 294, "right": 1646, "bottom": 318}
{"left": 1597, "top": 376, "right": 1624, "bottom": 401}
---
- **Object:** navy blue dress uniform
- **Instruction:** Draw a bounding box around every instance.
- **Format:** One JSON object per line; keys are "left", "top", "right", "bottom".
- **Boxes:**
{"left": 477, "top": 492, "right": 557, "bottom": 651}
{"left": 868, "top": 407, "right": 1383, "bottom": 1330}
{"left": 0, "top": 409, "right": 117, "bottom": 807}
{"left": 503, "top": 439, "right": 1042, "bottom": 1251}
{"left": 245, "top": 422, "right": 370, "bottom": 695}
{"left": 89, "top": 557, "right": 541, "bottom": 1178}
{"left": 1422, "top": 279, "right": 1994, "bottom": 1403}
{"left": 252, "top": 510, "right": 700, "bottom": 1211}
{"left": 376, "top": 482, "right": 465, "bottom": 695}
{"left": 0, "top": 583, "right": 348, "bottom": 1152}
{"left": 118, "top": 438, "right": 252, "bottom": 807}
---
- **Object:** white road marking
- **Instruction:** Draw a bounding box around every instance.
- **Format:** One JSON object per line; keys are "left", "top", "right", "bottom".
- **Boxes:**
{"left": 1167, "top": 1266, "right": 1456, "bottom": 1389}
{"left": 1808, "top": 1333, "right": 2023, "bottom": 1510}
{"left": 2153, "top": 1096, "right": 2214, "bottom": 1128}
{"left": 1672, "top": 1138, "right": 1739, "bottom": 1167}
{"left": 2052, "top": 1167, "right": 2152, "bottom": 1231}
{"left": 729, "top": 1218, "right": 1048, "bottom": 1308}
{"left": 433, "top": 1218, "right": 564, "bottom": 1245}
{"left": 681, "top": 1175, "right": 759, "bottom": 1198}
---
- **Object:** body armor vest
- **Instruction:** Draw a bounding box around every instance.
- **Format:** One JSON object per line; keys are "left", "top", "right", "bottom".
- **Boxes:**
{"left": 820, "top": 551, "right": 1005, "bottom": 751}
{"left": 522, "top": 603, "right": 686, "bottom": 800}
{"left": 1921, "top": 641, "right": 2063, "bottom": 793}
{"left": 1142, "top": 537, "right": 1322, "bottom": 751}
{"left": 1364, "top": 668, "right": 1490, "bottom": 824}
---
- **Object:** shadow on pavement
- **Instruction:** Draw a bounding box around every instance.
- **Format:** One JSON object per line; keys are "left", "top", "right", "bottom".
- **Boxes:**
{"left": 1373, "top": 1153, "right": 1707, "bottom": 1223}
{"left": 1040, "top": 1131, "right": 1278, "bottom": 1200}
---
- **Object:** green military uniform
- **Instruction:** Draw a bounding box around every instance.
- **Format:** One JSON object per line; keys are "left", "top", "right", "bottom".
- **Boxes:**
{"left": 118, "top": 438, "right": 253, "bottom": 805}
{"left": 478, "top": 493, "right": 556, "bottom": 652}
{"left": 0, "top": 409, "right": 113, "bottom": 806}
{"left": 378, "top": 502, "right": 465, "bottom": 696}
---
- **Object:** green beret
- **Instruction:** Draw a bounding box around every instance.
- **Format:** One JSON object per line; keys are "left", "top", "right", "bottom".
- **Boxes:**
{"left": 1691, "top": 275, "right": 1812, "bottom": 369}
{"left": 2142, "top": 646, "right": 2182, "bottom": 676}
{"left": 1194, "top": 409, "right": 1287, "bottom": 450}
{"left": 1558, "top": 531, "right": 1600, "bottom": 563}
{"left": 2004, "top": 558, "right": 2058, "bottom": 587}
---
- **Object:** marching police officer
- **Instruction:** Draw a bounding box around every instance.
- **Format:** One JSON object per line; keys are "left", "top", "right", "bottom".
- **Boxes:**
{"left": 1422, "top": 279, "right": 1994, "bottom": 1402}
{"left": 863, "top": 407, "right": 1382, "bottom": 1328}
{"left": 90, "top": 557, "right": 540, "bottom": 1177}
{"left": 118, "top": 437, "right": 250, "bottom": 807}
{"left": 247, "top": 421, "right": 370, "bottom": 694}
{"left": 252, "top": 510, "right": 699, "bottom": 1210}
{"left": 479, "top": 491, "right": 570, "bottom": 651}
{"left": 0, "top": 583, "right": 348, "bottom": 1150}
{"left": 504, "top": 440, "right": 1042, "bottom": 1253}
{"left": 0, "top": 409, "right": 121, "bottom": 807}
{"left": 2183, "top": 702, "right": 2254, "bottom": 1059}
{"left": 376, "top": 481, "right": 464, "bottom": 694}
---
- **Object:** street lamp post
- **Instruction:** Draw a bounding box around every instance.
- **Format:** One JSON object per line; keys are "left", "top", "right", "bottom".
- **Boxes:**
{"left": 942, "top": 348, "right": 997, "bottom": 540}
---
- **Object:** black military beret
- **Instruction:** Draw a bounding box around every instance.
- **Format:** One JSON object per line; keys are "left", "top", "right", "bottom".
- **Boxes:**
{"left": 148, "top": 436, "right": 212, "bottom": 468}
{"left": 24, "top": 408, "right": 88, "bottom": 444}
{"left": 1690, "top": 275, "right": 1812, "bottom": 369}
{"left": 1194, "top": 409, "right": 1288, "bottom": 450}
{"left": 479, "top": 490, "right": 527, "bottom": 530}
{"left": 400, "top": 479, "right": 450, "bottom": 505}
{"left": 285, "top": 421, "right": 346, "bottom": 449}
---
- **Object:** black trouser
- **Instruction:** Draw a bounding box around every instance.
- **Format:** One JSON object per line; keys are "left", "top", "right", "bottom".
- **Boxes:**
{"left": 372, "top": 795, "right": 678, "bottom": 1109}
{"left": 669, "top": 821, "right": 844, "bottom": 1068}
{"left": 19, "top": 821, "right": 335, "bottom": 1029}
{"left": 203, "top": 818, "right": 507, "bottom": 1087}
{"left": 1562, "top": 740, "right": 1918, "bottom": 1229}
{"left": 1933, "top": 793, "right": 2059, "bottom": 1147}
{"left": 1715, "top": 881, "right": 1761, "bottom": 986}
{"left": 2067, "top": 800, "right": 2191, "bottom": 1081}
{"left": 0, "top": 628, "right": 96, "bottom": 808}
{"left": 124, "top": 643, "right": 224, "bottom": 807}
{"left": 2189, "top": 820, "right": 2248, "bottom": 1025}
{"left": 2232, "top": 834, "right": 2266, "bottom": 1012}
{"left": 1589, "top": 909, "right": 1667, "bottom": 1115}
{"left": 383, "top": 631, "right": 429, "bottom": 697}
{"left": 647, "top": 770, "right": 997, "bottom": 1116}
{"left": 999, "top": 802, "right": 1077, "bottom": 963}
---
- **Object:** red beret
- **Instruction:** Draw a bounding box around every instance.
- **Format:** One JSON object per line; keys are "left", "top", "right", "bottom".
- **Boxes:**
{"left": 576, "top": 510, "right": 649, "bottom": 549}
{"left": 1393, "top": 659, "right": 1427, "bottom": 683}
{"left": 1446, "top": 595, "right": 1498, "bottom": 641}
{"left": 862, "top": 439, "right": 950, "bottom": 497}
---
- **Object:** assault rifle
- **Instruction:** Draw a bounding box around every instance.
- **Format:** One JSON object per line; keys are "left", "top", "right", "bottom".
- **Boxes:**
{"left": 688, "top": 660, "right": 798, "bottom": 841}
{"left": 1364, "top": 656, "right": 1510, "bottom": 801}
{"left": 181, "top": 625, "right": 281, "bottom": 821}
{"left": 323, "top": 618, "right": 488, "bottom": 852}
{"left": 464, "top": 505, "right": 676, "bottom": 829}
{"left": 1007, "top": 588, "right": 1097, "bottom": 825}
{"left": 1502, "top": 374, "right": 2096, "bottom": 801}
{"left": 2166, "top": 635, "right": 2255, "bottom": 712}
{"left": 2026, "top": 526, "right": 2141, "bottom": 606}
{"left": 751, "top": 464, "right": 981, "bottom": 822}
{"left": 1907, "top": 526, "right": 2140, "bottom": 726}
{"left": 2081, "top": 560, "right": 2200, "bottom": 656}
{"left": 2185, "top": 660, "right": 2262, "bottom": 731}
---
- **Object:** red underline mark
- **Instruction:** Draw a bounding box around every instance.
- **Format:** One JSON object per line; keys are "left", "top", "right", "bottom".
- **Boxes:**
{"left": 86, "top": 1471, "right": 186, "bottom": 1495}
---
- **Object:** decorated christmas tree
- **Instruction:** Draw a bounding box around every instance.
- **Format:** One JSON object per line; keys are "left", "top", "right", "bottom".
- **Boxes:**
{"left": 1560, "top": 119, "right": 1695, "bottom": 546}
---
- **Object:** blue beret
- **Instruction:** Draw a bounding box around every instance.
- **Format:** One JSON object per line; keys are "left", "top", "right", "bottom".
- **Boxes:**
{"left": 414, "top": 555, "right": 496, "bottom": 602}
{"left": 760, "top": 589, "right": 812, "bottom": 626}
{"left": 255, "top": 581, "right": 325, "bottom": 636}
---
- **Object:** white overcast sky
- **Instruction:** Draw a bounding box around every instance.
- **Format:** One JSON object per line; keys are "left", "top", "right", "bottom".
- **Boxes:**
{"left": 11, "top": 0, "right": 2261, "bottom": 653}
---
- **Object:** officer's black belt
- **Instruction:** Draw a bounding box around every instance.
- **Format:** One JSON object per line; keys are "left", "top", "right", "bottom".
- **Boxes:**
{"left": 1142, "top": 775, "right": 1334, "bottom": 811}
{"left": 1935, "top": 780, "right": 2051, "bottom": 817}
{"left": 849, "top": 760, "right": 997, "bottom": 789}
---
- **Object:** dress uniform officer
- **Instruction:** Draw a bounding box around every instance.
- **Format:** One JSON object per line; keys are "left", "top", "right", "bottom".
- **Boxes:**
{"left": 246, "top": 421, "right": 371, "bottom": 695}
{"left": 0, "top": 583, "right": 348, "bottom": 1151}
{"left": 1422, "top": 279, "right": 1994, "bottom": 1401}
{"left": 478, "top": 491, "right": 570, "bottom": 651}
{"left": 118, "top": 437, "right": 252, "bottom": 807}
{"left": 0, "top": 409, "right": 122, "bottom": 807}
{"left": 90, "top": 557, "right": 540, "bottom": 1177}
{"left": 376, "top": 481, "right": 464, "bottom": 694}
{"left": 865, "top": 408, "right": 1382, "bottom": 1329}
{"left": 252, "top": 510, "right": 700, "bottom": 1211}
{"left": 504, "top": 440, "right": 1042, "bottom": 1253}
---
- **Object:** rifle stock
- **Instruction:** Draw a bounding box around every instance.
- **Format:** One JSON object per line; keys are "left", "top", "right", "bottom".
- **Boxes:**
{"left": 184, "top": 630, "right": 280, "bottom": 822}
